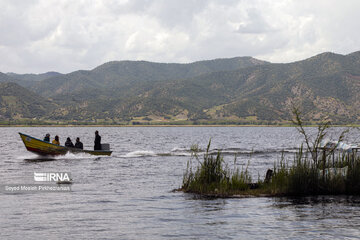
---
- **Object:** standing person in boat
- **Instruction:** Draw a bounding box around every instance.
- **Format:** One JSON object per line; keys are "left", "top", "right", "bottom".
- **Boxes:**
{"left": 94, "top": 130, "right": 101, "bottom": 150}
{"left": 65, "top": 137, "right": 74, "bottom": 148}
{"left": 52, "top": 135, "right": 60, "bottom": 145}
{"left": 43, "top": 133, "right": 50, "bottom": 142}
{"left": 75, "top": 137, "right": 83, "bottom": 149}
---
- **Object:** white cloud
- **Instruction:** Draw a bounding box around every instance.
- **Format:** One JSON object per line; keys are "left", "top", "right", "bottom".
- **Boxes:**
{"left": 0, "top": 0, "right": 360, "bottom": 73}
{"left": 237, "top": 8, "right": 275, "bottom": 34}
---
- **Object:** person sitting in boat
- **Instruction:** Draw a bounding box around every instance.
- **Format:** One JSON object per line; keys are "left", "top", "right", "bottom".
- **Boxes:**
{"left": 52, "top": 135, "right": 60, "bottom": 145}
{"left": 94, "top": 130, "right": 101, "bottom": 150}
{"left": 43, "top": 133, "right": 50, "bottom": 142}
{"left": 74, "top": 137, "right": 83, "bottom": 149}
{"left": 65, "top": 137, "right": 74, "bottom": 148}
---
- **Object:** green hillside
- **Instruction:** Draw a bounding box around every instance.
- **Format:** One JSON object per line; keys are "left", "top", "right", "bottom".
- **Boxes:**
{"left": 6, "top": 72, "right": 62, "bottom": 88}
{"left": 0, "top": 72, "right": 39, "bottom": 89}
{"left": 29, "top": 57, "right": 268, "bottom": 98}
{"left": 0, "top": 82, "right": 56, "bottom": 121}
{"left": 0, "top": 72, "right": 17, "bottom": 83}
{"left": 1, "top": 52, "right": 360, "bottom": 124}
{"left": 57, "top": 51, "right": 358, "bottom": 124}
{"left": 7, "top": 71, "right": 62, "bottom": 81}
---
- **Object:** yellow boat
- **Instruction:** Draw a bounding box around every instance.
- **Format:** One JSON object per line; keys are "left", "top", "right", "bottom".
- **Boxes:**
{"left": 19, "top": 132, "right": 112, "bottom": 156}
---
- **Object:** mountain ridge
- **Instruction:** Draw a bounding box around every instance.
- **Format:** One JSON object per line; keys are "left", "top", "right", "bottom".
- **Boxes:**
{"left": 0, "top": 52, "right": 359, "bottom": 124}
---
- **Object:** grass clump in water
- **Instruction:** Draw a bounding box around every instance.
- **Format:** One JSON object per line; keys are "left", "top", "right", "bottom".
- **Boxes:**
{"left": 182, "top": 142, "right": 360, "bottom": 197}
{"left": 182, "top": 139, "right": 252, "bottom": 195}
{"left": 268, "top": 148, "right": 360, "bottom": 196}
{"left": 181, "top": 107, "right": 360, "bottom": 197}
{"left": 268, "top": 106, "right": 358, "bottom": 196}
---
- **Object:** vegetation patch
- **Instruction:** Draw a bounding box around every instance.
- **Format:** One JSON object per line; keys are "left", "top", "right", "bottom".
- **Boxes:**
{"left": 180, "top": 141, "right": 360, "bottom": 197}
{"left": 182, "top": 140, "right": 253, "bottom": 196}
{"left": 179, "top": 108, "right": 360, "bottom": 197}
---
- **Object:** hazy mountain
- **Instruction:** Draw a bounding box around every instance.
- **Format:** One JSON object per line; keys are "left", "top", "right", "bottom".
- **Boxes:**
{"left": 7, "top": 71, "right": 62, "bottom": 82}
{"left": 0, "top": 82, "right": 56, "bottom": 120}
{"left": 0, "top": 72, "right": 32, "bottom": 88}
{"left": 0, "top": 72, "right": 17, "bottom": 83}
{"left": 1, "top": 71, "right": 62, "bottom": 88}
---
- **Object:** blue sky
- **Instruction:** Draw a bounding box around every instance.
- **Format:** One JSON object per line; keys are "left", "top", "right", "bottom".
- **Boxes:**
{"left": 1, "top": 0, "right": 360, "bottom": 73}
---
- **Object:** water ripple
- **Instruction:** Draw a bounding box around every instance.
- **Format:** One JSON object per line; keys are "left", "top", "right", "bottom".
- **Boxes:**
{"left": 1, "top": 127, "right": 360, "bottom": 239}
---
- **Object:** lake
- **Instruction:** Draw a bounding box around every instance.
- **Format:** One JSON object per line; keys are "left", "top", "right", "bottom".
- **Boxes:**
{"left": 1, "top": 126, "right": 360, "bottom": 239}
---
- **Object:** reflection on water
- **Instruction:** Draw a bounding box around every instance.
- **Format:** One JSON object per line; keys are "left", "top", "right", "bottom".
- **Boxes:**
{"left": 1, "top": 127, "right": 360, "bottom": 239}
{"left": 276, "top": 195, "right": 360, "bottom": 206}
{"left": 271, "top": 196, "right": 360, "bottom": 239}
{"left": 195, "top": 199, "right": 227, "bottom": 213}
{"left": 24, "top": 158, "right": 57, "bottom": 162}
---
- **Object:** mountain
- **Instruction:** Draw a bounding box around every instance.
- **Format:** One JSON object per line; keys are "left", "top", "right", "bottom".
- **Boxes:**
{"left": 0, "top": 72, "right": 17, "bottom": 83}
{"left": 30, "top": 57, "right": 269, "bottom": 121}
{"left": 30, "top": 57, "right": 268, "bottom": 98}
{"left": 0, "top": 72, "right": 33, "bottom": 89}
{"left": 7, "top": 71, "right": 62, "bottom": 82}
{"left": 125, "top": 51, "right": 360, "bottom": 123}
{"left": 1, "top": 52, "right": 360, "bottom": 124}
{"left": 5, "top": 71, "right": 63, "bottom": 88}
{"left": 0, "top": 82, "right": 56, "bottom": 120}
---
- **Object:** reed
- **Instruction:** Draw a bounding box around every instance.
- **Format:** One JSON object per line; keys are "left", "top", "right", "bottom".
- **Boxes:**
{"left": 181, "top": 108, "right": 360, "bottom": 197}
{"left": 182, "top": 139, "right": 252, "bottom": 195}
{"left": 269, "top": 148, "right": 360, "bottom": 196}
{"left": 182, "top": 141, "right": 360, "bottom": 197}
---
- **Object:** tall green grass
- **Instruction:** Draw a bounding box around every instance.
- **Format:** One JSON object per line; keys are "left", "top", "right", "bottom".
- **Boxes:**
{"left": 182, "top": 140, "right": 360, "bottom": 196}
{"left": 270, "top": 147, "right": 360, "bottom": 196}
{"left": 182, "top": 108, "right": 360, "bottom": 196}
{"left": 182, "top": 139, "right": 252, "bottom": 195}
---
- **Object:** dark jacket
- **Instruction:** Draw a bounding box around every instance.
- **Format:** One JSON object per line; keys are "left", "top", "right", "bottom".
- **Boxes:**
{"left": 94, "top": 134, "right": 101, "bottom": 150}
{"left": 75, "top": 141, "right": 83, "bottom": 149}
{"left": 65, "top": 139, "right": 74, "bottom": 148}
{"left": 43, "top": 136, "right": 50, "bottom": 142}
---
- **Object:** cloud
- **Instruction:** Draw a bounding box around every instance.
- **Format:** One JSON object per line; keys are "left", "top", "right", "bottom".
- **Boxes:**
{"left": 0, "top": 0, "right": 360, "bottom": 73}
{"left": 236, "top": 8, "right": 275, "bottom": 34}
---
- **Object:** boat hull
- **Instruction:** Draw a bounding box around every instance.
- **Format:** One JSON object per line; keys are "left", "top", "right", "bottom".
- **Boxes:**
{"left": 19, "top": 133, "right": 112, "bottom": 156}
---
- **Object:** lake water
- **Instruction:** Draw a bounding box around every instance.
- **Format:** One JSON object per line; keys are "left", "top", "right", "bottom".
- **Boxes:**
{"left": 1, "top": 126, "right": 360, "bottom": 239}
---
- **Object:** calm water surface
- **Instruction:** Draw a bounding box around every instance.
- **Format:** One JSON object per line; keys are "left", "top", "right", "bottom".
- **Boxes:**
{"left": 1, "top": 127, "right": 360, "bottom": 239}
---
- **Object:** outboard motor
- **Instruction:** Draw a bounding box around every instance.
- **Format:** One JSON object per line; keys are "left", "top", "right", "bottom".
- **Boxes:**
{"left": 101, "top": 143, "right": 110, "bottom": 151}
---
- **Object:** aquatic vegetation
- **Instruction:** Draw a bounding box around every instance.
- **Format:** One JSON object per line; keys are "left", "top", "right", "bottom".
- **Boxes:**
{"left": 181, "top": 109, "right": 360, "bottom": 197}
{"left": 269, "top": 148, "right": 360, "bottom": 196}
{"left": 182, "top": 141, "right": 360, "bottom": 197}
{"left": 182, "top": 139, "right": 252, "bottom": 195}
{"left": 291, "top": 106, "right": 349, "bottom": 167}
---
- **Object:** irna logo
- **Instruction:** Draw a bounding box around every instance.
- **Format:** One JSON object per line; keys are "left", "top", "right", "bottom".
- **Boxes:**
{"left": 34, "top": 172, "right": 71, "bottom": 182}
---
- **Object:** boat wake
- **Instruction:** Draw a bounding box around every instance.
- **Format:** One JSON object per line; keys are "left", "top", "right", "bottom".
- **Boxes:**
{"left": 122, "top": 150, "right": 157, "bottom": 158}
{"left": 119, "top": 147, "right": 298, "bottom": 158}
{"left": 54, "top": 152, "right": 101, "bottom": 159}
{"left": 22, "top": 152, "right": 101, "bottom": 162}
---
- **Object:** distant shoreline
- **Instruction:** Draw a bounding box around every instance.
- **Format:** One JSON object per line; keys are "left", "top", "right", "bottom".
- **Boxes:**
{"left": 0, "top": 124, "right": 282, "bottom": 127}
{"left": 0, "top": 124, "right": 357, "bottom": 127}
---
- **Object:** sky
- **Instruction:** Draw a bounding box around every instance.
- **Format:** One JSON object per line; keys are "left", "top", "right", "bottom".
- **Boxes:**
{"left": 1, "top": 0, "right": 360, "bottom": 74}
